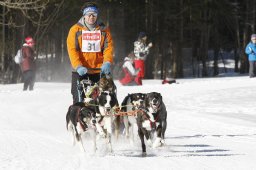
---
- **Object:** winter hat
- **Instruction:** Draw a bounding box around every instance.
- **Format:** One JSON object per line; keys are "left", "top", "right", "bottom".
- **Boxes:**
{"left": 138, "top": 32, "right": 147, "bottom": 39}
{"left": 83, "top": 6, "right": 98, "bottom": 16}
{"left": 251, "top": 34, "right": 256, "bottom": 40}
{"left": 25, "top": 36, "right": 35, "bottom": 46}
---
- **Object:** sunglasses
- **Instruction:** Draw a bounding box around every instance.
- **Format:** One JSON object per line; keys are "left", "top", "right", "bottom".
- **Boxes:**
{"left": 85, "top": 13, "right": 98, "bottom": 17}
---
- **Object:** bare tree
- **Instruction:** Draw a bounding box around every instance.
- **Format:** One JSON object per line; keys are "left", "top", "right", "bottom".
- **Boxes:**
{"left": 0, "top": 0, "right": 65, "bottom": 83}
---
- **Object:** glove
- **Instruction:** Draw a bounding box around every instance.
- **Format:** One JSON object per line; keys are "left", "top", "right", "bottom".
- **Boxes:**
{"left": 139, "top": 52, "right": 145, "bottom": 57}
{"left": 148, "top": 42, "right": 153, "bottom": 48}
{"left": 249, "top": 47, "right": 255, "bottom": 55}
{"left": 76, "top": 66, "right": 88, "bottom": 76}
{"left": 101, "top": 62, "right": 111, "bottom": 75}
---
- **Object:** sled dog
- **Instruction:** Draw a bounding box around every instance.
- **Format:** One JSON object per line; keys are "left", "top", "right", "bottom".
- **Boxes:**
{"left": 136, "top": 92, "right": 167, "bottom": 155}
{"left": 66, "top": 102, "right": 97, "bottom": 152}
{"left": 95, "top": 91, "right": 119, "bottom": 152}
{"left": 121, "top": 93, "right": 146, "bottom": 143}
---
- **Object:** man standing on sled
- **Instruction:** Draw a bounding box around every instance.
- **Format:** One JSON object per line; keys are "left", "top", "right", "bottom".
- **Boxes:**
{"left": 67, "top": 1, "right": 114, "bottom": 104}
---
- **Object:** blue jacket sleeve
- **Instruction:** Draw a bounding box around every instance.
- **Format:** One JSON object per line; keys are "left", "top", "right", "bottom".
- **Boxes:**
{"left": 245, "top": 43, "right": 254, "bottom": 54}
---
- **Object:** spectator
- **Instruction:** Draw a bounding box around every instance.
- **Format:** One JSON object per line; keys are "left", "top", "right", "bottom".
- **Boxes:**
{"left": 245, "top": 34, "right": 256, "bottom": 78}
{"left": 67, "top": 1, "right": 114, "bottom": 103}
{"left": 20, "top": 36, "right": 36, "bottom": 91}
{"left": 133, "top": 32, "right": 153, "bottom": 85}
{"left": 119, "top": 52, "right": 138, "bottom": 86}
{"left": 162, "top": 77, "right": 176, "bottom": 84}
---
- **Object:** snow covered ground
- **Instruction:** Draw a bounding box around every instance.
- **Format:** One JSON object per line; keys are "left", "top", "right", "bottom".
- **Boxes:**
{"left": 0, "top": 76, "right": 256, "bottom": 170}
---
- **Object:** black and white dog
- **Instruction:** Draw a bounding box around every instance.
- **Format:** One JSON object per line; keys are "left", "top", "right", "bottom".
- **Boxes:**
{"left": 66, "top": 90, "right": 119, "bottom": 153}
{"left": 95, "top": 91, "right": 119, "bottom": 152}
{"left": 98, "top": 76, "right": 120, "bottom": 139}
{"left": 135, "top": 92, "right": 167, "bottom": 155}
{"left": 121, "top": 93, "right": 146, "bottom": 144}
{"left": 140, "top": 92, "right": 167, "bottom": 151}
{"left": 66, "top": 102, "right": 97, "bottom": 152}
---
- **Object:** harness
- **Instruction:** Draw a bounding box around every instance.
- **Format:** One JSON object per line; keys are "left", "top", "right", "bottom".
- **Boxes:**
{"left": 77, "top": 77, "right": 162, "bottom": 131}
{"left": 82, "top": 79, "right": 100, "bottom": 99}
{"left": 147, "top": 103, "right": 161, "bottom": 129}
{"left": 130, "top": 104, "right": 160, "bottom": 130}
{"left": 75, "top": 106, "right": 88, "bottom": 131}
{"left": 149, "top": 112, "right": 160, "bottom": 129}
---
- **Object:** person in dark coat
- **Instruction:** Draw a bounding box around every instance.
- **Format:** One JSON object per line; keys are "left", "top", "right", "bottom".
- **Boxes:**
{"left": 20, "top": 36, "right": 36, "bottom": 91}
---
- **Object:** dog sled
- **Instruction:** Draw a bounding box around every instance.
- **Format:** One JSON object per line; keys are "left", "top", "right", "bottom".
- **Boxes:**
{"left": 66, "top": 69, "right": 120, "bottom": 153}
{"left": 66, "top": 69, "right": 168, "bottom": 156}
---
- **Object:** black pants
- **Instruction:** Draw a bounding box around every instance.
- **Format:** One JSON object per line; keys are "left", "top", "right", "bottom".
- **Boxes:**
{"left": 71, "top": 72, "right": 100, "bottom": 104}
{"left": 23, "top": 70, "right": 36, "bottom": 91}
{"left": 249, "top": 61, "right": 256, "bottom": 78}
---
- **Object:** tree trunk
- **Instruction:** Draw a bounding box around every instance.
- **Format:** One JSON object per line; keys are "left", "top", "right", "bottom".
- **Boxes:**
{"left": 240, "top": 0, "right": 250, "bottom": 74}
{"left": 177, "top": 0, "right": 184, "bottom": 78}
{"left": 1, "top": 6, "right": 5, "bottom": 72}
{"left": 201, "top": 1, "right": 209, "bottom": 77}
{"left": 171, "top": 42, "right": 178, "bottom": 78}
{"left": 234, "top": 4, "right": 240, "bottom": 73}
{"left": 213, "top": 25, "right": 220, "bottom": 76}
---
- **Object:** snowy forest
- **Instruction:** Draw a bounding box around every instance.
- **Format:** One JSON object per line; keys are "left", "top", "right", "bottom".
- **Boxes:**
{"left": 0, "top": 0, "right": 255, "bottom": 83}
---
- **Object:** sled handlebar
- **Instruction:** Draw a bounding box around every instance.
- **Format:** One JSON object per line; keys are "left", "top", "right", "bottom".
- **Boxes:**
{"left": 80, "top": 68, "right": 112, "bottom": 78}
{"left": 87, "top": 68, "right": 101, "bottom": 71}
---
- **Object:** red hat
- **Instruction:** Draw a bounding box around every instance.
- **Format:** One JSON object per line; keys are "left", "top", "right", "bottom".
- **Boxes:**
{"left": 25, "top": 36, "right": 35, "bottom": 46}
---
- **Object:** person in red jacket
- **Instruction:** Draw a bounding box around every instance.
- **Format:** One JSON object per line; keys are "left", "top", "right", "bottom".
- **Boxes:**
{"left": 20, "top": 36, "right": 36, "bottom": 91}
{"left": 119, "top": 52, "right": 138, "bottom": 86}
{"left": 133, "top": 32, "right": 152, "bottom": 85}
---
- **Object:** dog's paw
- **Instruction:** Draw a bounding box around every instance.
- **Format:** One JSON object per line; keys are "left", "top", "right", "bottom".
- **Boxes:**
{"left": 152, "top": 137, "right": 162, "bottom": 148}
{"left": 146, "top": 139, "right": 153, "bottom": 147}
{"left": 98, "top": 131, "right": 106, "bottom": 138}
{"left": 160, "top": 139, "right": 165, "bottom": 145}
{"left": 142, "top": 152, "right": 147, "bottom": 157}
{"left": 100, "top": 134, "right": 106, "bottom": 138}
{"left": 95, "top": 123, "right": 106, "bottom": 138}
{"left": 96, "top": 132, "right": 106, "bottom": 139}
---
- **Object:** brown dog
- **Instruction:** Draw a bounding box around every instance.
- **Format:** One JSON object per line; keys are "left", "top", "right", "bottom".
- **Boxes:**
{"left": 98, "top": 76, "right": 117, "bottom": 93}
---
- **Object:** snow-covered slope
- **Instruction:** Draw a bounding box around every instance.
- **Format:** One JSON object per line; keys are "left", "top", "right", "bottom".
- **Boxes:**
{"left": 0, "top": 76, "right": 255, "bottom": 170}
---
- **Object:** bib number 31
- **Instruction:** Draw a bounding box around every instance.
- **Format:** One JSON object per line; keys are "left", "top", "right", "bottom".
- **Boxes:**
{"left": 82, "top": 30, "right": 101, "bottom": 52}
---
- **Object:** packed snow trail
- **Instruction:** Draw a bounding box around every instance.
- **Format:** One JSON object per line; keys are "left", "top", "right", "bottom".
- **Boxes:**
{"left": 0, "top": 77, "right": 255, "bottom": 170}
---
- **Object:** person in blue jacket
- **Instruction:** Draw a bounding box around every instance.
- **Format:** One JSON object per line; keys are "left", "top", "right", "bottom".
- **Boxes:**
{"left": 245, "top": 34, "right": 256, "bottom": 78}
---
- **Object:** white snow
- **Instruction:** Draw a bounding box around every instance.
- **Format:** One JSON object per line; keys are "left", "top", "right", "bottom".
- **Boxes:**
{"left": 0, "top": 76, "right": 256, "bottom": 170}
